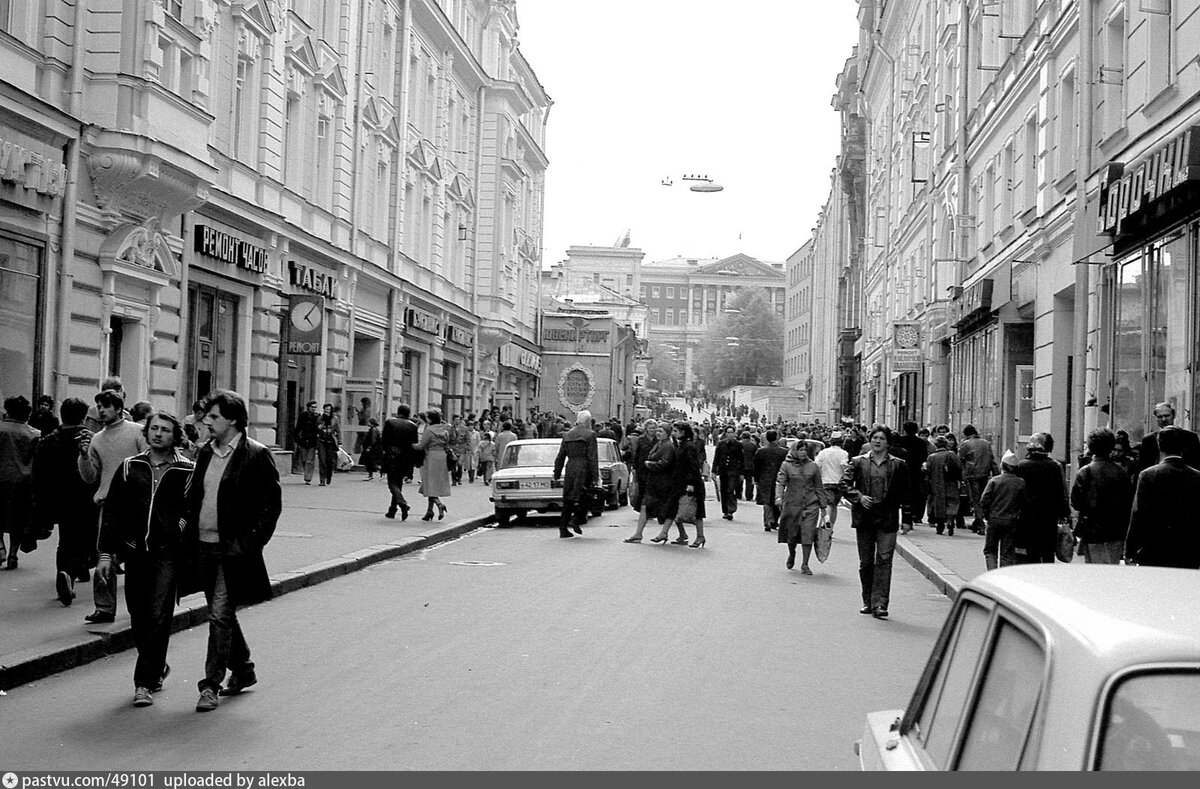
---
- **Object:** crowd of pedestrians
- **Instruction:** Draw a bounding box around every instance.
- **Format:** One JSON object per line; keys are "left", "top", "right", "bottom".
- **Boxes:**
{"left": 0, "top": 383, "right": 281, "bottom": 712}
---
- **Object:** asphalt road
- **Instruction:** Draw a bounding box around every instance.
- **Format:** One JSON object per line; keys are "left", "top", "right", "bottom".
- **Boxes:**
{"left": 0, "top": 506, "right": 950, "bottom": 771}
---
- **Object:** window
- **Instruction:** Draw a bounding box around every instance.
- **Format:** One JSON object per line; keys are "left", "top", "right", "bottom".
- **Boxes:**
{"left": 162, "top": 0, "right": 183, "bottom": 19}
{"left": 1001, "top": 140, "right": 1015, "bottom": 227}
{"left": 911, "top": 600, "right": 990, "bottom": 769}
{"left": 1055, "top": 67, "right": 1077, "bottom": 182}
{"left": 651, "top": 286, "right": 661, "bottom": 299}
{"left": 666, "top": 287, "right": 675, "bottom": 299}
{"left": 316, "top": 116, "right": 332, "bottom": 206}
{"left": 1144, "top": 1, "right": 1173, "bottom": 102}
{"left": 0, "top": 235, "right": 44, "bottom": 399}
{"left": 1099, "top": 670, "right": 1200, "bottom": 770}
{"left": 955, "top": 620, "right": 1044, "bottom": 769}
{"left": 1099, "top": 8, "right": 1126, "bottom": 139}
{"left": 1023, "top": 115, "right": 1038, "bottom": 212}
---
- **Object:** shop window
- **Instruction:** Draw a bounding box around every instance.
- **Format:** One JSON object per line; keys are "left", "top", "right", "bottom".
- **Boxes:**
{"left": 1153, "top": 234, "right": 1190, "bottom": 420}
{"left": 0, "top": 236, "right": 43, "bottom": 400}
{"left": 1112, "top": 255, "right": 1146, "bottom": 441}
{"left": 188, "top": 286, "right": 239, "bottom": 404}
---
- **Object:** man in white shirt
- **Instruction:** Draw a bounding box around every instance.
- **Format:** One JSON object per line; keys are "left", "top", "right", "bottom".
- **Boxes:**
{"left": 814, "top": 432, "right": 850, "bottom": 527}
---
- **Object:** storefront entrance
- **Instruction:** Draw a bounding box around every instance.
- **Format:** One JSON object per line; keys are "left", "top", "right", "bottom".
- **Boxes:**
{"left": 186, "top": 284, "right": 239, "bottom": 405}
{"left": 0, "top": 235, "right": 44, "bottom": 402}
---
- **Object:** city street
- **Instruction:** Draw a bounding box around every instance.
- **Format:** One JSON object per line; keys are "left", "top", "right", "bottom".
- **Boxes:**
{"left": 0, "top": 490, "right": 949, "bottom": 770}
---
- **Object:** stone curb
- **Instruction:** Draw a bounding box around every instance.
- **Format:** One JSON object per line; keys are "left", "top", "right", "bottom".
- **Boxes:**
{"left": 895, "top": 535, "right": 966, "bottom": 600}
{"left": 0, "top": 515, "right": 492, "bottom": 691}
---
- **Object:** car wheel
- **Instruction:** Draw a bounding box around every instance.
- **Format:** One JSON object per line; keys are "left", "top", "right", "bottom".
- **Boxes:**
{"left": 607, "top": 487, "right": 620, "bottom": 510}
{"left": 515, "top": 510, "right": 528, "bottom": 523}
{"left": 495, "top": 511, "right": 512, "bottom": 528}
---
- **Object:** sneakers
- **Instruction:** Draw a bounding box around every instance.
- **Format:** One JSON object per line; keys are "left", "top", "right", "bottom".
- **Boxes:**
{"left": 56, "top": 571, "right": 75, "bottom": 606}
{"left": 133, "top": 687, "right": 154, "bottom": 707}
{"left": 195, "top": 688, "right": 219, "bottom": 712}
{"left": 219, "top": 671, "right": 257, "bottom": 696}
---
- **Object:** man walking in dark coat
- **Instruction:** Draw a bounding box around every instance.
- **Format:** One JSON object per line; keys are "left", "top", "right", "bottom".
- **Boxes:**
{"left": 753, "top": 430, "right": 789, "bottom": 532}
{"left": 897, "top": 421, "right": 929, "bottom": 525}
{"left": 32, "top": 397, "right": 98, "bottom": 604}
{"left": 740, "top": 431, "right": 759, "bottom": 501}
{"left": 1013, "top": 432, "right": 1069, "bottom": 564}
{"left": 713, "top": 427, "right": 742, "bottom": 520}
{"left": 1125, "top": 426, "right": 1200, "bottom": 568}
{"left": 381, "top": 403, "right": 419, "bottom": 520}
{"left": 1135, "top": 401, "right": 1200, "bottom": 473}
{"left": 553, "top": 410, "right": 599, "bottom": 538}
{"left": 184, "top": 390, "right": 281, "bottom": 712}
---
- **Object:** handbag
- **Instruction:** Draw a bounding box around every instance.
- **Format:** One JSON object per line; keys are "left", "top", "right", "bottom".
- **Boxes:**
{"left": 675, "top": 493, "right": 698, "bottom": 524}
{"left": 815, "top": 522, "right": 833, "bottom": 563}
{"left": 1055, "top": 519, "right": 1077, "bottom": 563}
{"left": 336, "top": 446, "right": 354, "bottom": 471}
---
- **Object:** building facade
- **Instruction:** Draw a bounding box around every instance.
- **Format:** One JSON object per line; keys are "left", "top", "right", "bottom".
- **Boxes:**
{"left": 0, "top": 0, "right": 550, "bottom": 455}
{"left": 812, "top": 0, "right": 1200, "bottom": 472}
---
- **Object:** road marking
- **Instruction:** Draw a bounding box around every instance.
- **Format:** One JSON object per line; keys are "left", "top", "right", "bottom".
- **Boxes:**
{"left": 448, "top": 561, "right": 507, "bottom": 567}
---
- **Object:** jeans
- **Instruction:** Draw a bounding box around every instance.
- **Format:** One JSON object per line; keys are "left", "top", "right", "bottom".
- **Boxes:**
{"left": 295, "top": 446, "right": 316, "bottom": 483}
{"left": 197, "top": 544, "right": 254, "bottom": 693}
{"left": 855, "top": 528, "right": 897, "bottom": 610}
{"left": 124, "top": 554, "right": 177, "bottom": 689}
{"left": 965, "top": 477, "right": 988, "bottom": 530}
{"left": 983, "top": 519, "right": 1018, "bottom": 570}
{"left": 718, "top": 473, "right": 740, "bottom": 515}
{"left": 92, "top": 507, "right": 118, "bottom": 615}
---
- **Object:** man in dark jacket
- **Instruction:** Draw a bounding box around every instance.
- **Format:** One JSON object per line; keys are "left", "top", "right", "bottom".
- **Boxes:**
{"left": 840, "top": 426, "right": 911, "bottom": 619}
{"left": 1013, "top": 432, "right": 1069, "bottom": 564}
{"left": 897, "top": 421, "right": 930, "bottom": 525}
{"left": 958, "top": 425, "right": 998, "bottom": 535}
{"left": 740, "top": 432, "right": 759, "bottom": 501}
{"left": 1135, "top": 401, "right": 1200, "bottom": 473}
{"left": 381, "top": 404, "right": 419, "bottom": 520}
{"left": 33, "top": 397, "right": 98, "bottom": 605}
{"left": 97, "top": 412, "right": 194, "bottom": 707}
{"left": 713, "top": 427, "right": 742, "bottom": 520}
{"left": 1126, "top": 426, "right": 1200, "bottom": 568}
{"left": 292, "top": 401, "right": 319, "bottom": 485}
{"left": 553, "top": 410, "right": 599, "bottom": 538}
{"left": 753, "top": 430, "right": 789, "bottom": 531}
{"left": 184, "top": 390, "right": 281, "bottom": 712}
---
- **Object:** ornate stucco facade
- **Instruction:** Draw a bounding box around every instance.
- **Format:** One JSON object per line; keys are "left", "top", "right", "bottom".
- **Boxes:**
{"left": 0, "top": 0, "right": 550, "bottom": 452}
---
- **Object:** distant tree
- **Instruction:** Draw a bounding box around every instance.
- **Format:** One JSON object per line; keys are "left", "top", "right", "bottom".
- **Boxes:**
{"left": 692, "top": 289, "right": 783, "bottom": 390}
{"left": 645, "top": 336, "right": 682, "bottom": 392}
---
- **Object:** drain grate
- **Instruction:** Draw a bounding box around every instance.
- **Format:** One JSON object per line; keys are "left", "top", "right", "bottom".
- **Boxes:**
{"left": 448, "top": 561, "right": 507, "bottom": 567}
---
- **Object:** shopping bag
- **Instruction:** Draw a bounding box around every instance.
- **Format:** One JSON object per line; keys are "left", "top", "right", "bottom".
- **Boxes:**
{"left": 675, "top": 493, "right": 698, "bottom": 524}
{"left": 814, "top": 524, "right": 833, "bottom": 563}
{"left": 336, "top": 446, "right": 354, "bottom": 471}
{"left": 1055, "top": 520, "right": 1076, "bottom": 563}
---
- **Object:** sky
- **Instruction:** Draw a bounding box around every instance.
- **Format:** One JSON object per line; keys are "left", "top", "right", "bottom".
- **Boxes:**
{"left": 514, "top": 1, "right": 861, "bottom": 268}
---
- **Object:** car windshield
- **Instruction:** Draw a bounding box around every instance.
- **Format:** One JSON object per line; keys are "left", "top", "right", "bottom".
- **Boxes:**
{"left": 502, "top": 444, "right": 560, "bottom": 468}
{"left": 1098, "top": 670, "right": 1200, "bottom": 771}
{"left": 598, "top": 442, "right": 616, "bottom": 463}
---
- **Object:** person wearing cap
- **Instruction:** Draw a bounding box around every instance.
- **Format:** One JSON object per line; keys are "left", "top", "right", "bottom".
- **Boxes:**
{"left": 1070, "top": 428, "right": 1133, "bottom": 565}
{"left": 980, "top": 450, "right": 1027, "bottom": 569}
{"left": 1013, "top": 433, "right": 1070, "bottom": 564}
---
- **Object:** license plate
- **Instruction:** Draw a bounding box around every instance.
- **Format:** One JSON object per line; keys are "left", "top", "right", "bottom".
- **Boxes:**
{"left": 522, "top": 480, "right": 551, "bottom": 489}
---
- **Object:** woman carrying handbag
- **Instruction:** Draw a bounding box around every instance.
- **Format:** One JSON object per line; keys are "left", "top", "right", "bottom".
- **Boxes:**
{"left": 414, "top": 408, "right": 452, "bottom": 521}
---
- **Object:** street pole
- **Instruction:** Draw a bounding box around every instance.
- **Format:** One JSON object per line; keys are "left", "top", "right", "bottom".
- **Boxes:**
{"left": 1071, "top": 0, "right": 1095, "bottom": 472}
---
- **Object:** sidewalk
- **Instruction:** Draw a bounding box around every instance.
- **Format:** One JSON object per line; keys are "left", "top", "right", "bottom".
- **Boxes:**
{"left": 0, "top": 472, "right": 497, "bottom": 690}
{"left": 895, "top": 522, "right": 990, "bottom": 598}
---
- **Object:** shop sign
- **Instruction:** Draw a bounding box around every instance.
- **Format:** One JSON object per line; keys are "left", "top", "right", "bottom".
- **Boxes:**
{"left": 194, "top": 225, "right": 268, "bottom": 274}
{"left": 499, "top": 343, "right": 542, "bottom": 374}
{"left": 288, "top": 260, "right": 339, "bottom": 300}
{"left": 1099, "top": 125, "right": 1200, "bottom": 235}
{"left": 0, "top": 136, "right": 67, "bottom": 197}
{"left": 557, "top": 363, "right": 596, "bottom": 413}
{"left": 407, "top": 307, "right": 441, "bottom": 336}
{"left": 541, "top": 326, "right": 611, "bottom": 344}
{"left": 892, "top": 322, "right": 922, "bottom": 372}
{"left": 950, "top": 279, "right": 994, "bottom": 329}
{"left": 286, "top": 294, "right": 324, "bottom": 355}
{"left": 446, "top": 325, "right": 474, "bottom": 347}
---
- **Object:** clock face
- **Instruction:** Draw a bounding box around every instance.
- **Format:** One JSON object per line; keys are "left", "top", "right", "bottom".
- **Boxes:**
{"left": 896, "top": 326, "right": 919, "bottom": 348}
{"left": 291, "top": 302, "right": 323, "bottom": 332}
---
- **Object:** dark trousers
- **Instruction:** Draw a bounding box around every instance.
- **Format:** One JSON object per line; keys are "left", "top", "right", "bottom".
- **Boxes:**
{"left": 909, "top": 475, "right": 927, "bottom": 523}
{"left": 762, "top": 501, "right": 780, "bottom": 530}
{"left": 855, "top": 527, "right": 898, "bottom": 611}
{"left": 124, "top": 554, "right": 177, "bottom": 689}
{"left": 742, "top": 473, "right": 755, "bottom": 501}
{"left": 56, "top": 510, "right": 97, "bottom": 582}
{"left": 295, "top": 446, "right": 316, "bottom": 482}
{"left": 386, "top": 466, "right": 410, "bottom": 516}
{"left": 317, "top": 443, "right": 338, "bottom": 484}
{"left": 560, "top": 496, "right": 590, "bottom": 533}
{"left": 197, "top": 544, "right": 254, "bottom": 693}
{"left": 965, "top": 477, "right": 988, "bottom": 530}
{"left": 983, "top": 519, "right": 1018, "bottom": 570}
{"left": 718, "top": 473, "right": 740, "bottom": 515}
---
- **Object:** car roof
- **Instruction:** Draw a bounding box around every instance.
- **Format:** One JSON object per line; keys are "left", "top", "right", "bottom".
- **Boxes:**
{"left": 968, "top": 565, "right": 1200, "bottom": 663}
{"left": 505, "top": 437, "right": 617, "bottom": 445}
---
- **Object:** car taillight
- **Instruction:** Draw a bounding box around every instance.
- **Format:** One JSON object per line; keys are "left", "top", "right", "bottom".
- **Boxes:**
{"left": 495, "top": 481, "right": 519, "bottom": 490}
{"left": 551, "top": 479, "right": 564, "bottom": 488}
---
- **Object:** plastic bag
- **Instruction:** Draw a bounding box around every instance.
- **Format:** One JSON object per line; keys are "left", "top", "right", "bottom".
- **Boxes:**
{"left": 675, "top": 493, "right": 698, "bottom": 524}
{"left": 1055, "top": 520, "right": 1076, "bottom": 563}
{"left": 815, "top": 524, "right": 833, "bottom": 563}
{"left": 336, "top": 446, "right": 354, "bottom": 471}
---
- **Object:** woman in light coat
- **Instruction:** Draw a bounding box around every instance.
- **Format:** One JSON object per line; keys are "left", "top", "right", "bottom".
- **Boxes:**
{"left": 775, "top": 440, "right": 830, "bottom": 574}
{"left": 415, "top": 408, "right": 452, "bottom": 520}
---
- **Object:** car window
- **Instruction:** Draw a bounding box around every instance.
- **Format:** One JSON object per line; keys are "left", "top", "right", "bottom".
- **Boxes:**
{"left": 598, "top": 442, "right": 615, "bottom": 463}
{"left": 1098, "top": 671, "right": 1200, "bottom": 771}
{"left": 913, "top": 600, "right": 990, "bottom": 769}
{"left": 955, "top": 620, "right": 1044, "bottom": 770}
{"left": 503, "top": 444, "right": 559, "bottom": 468}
